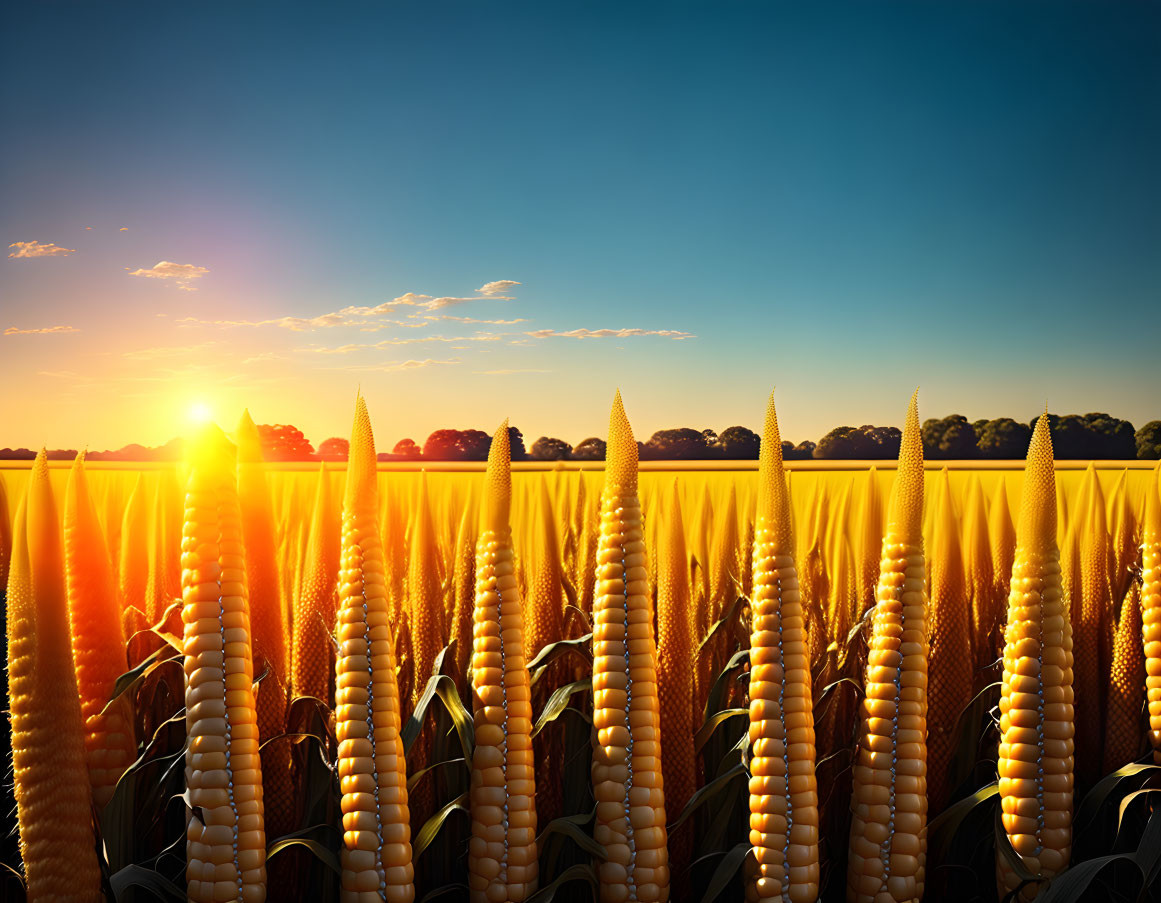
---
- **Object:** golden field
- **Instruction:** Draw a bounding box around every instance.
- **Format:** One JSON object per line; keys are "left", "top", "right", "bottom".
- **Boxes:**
{"left": 2, "top": 399, "right": 1159, "bottom": 903}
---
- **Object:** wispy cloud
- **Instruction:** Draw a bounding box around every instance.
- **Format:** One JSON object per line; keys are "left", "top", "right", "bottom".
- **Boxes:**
{"left": 337, "top": 358, "right": 462, "bottom": 373}
{"left": 420, "top": 314, "right": 528, "bottom": 325}
{"left": 174, "top": 280, "right": 519, "bottom": 333}
{"left": 127, "top": 260, "right": 209, "bottom": 289}
{"left": 5, "top": 324, "right": 79, "bottom": 336}
{"left": 119, "top": 227, "right": 129, "bottom": 231}
{"left": 525, "top": 327, "right": 695, "bottom": 340}
{"left": 475, "top": 368, "right": 553, "bottom": 375}
{"left": 8, "top": 240, "right": 76, "bottom": 258}
{"left": 302, "top": 334, "right": 505, "bottom": 353}
{"left": 178, "top": 313, "right": 368, "bottom": 331}
{"left": 477, "top": 280, "right": 521, "bottom": 296}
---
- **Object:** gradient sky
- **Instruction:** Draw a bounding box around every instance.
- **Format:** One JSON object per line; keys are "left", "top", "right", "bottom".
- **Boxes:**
{"left": 3, "top": 1, "right": 1159, "bottom": 452}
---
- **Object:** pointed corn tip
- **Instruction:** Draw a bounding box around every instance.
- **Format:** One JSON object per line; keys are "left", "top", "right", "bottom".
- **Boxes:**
{"left": 605, "top": 390, "right": 637, "bottom": 493}
{"left": 484, "top": 421, "right": 512, "bottom": 531}
{"left": 1018, "top": 410, "right": 1057, "bottom": 553}
{"left": 757, "top": 392, "right": 793, "bottom": 553}
{"left": 886, "top": 391, "right": 924, "bottom": 542}
{"left": 344, "top": 394, "right": 378, "bottom": 510}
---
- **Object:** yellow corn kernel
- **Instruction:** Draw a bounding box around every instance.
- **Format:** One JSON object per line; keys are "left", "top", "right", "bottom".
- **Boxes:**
{"left": 8, "top": 451, "right": 103, "bottom": 902}
{"left": 927, "top": 468, "right": 971, "bottom": 815}
{"left": 182, "top": 426, "right": 267, "bottom": 903}
{"left": 657, "top": 480, "right": 698, "bottom": 884}
{"left": 335, "top": 395, "right": 414, "bottom": 903}
{"left": 1103, "top": 581, "right": 1144, "bottom": 774}
{"left": 235, "top": 411, "right": 293, "bottom": 836}
{"left": 996, "top": 413, "right": 1073, "bottom": 896}
{"left": 291, "top": 462, "right": 340, "bottom": 705}
{"left": 468, "top": 422, "right": 539, "bottom": 902}
{"left": 748, "top": 393, "right": 818, "bottom": 903}
{"left": 63, "top": 452, "right": 137, "bottom": 808}
{"left": 1144, "top": 469, "right": 1161, "bottom": 764}
{"left": 847, "top": 391, "right": 927, "bottom": 903}
{"left": 591, "top": 391, "right": 669, "bottom": 902}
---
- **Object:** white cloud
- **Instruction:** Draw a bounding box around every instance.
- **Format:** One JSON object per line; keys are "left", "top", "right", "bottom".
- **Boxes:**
{"left": 4, "top": 324, "right": 79, "bottom": 336}
{"left": 525, "top": 327, "right": 695, "bottom": 340}
{"left": 8, "top": 240, "right": 76, "bottom": 258}
{"left": 478, "top": 280, "right": 520, "bottom": 295}
{"left": 127, "top": 261, "right": 209, "bottom": 289}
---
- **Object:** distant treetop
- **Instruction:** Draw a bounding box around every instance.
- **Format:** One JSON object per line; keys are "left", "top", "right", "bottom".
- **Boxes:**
{"left": 4, "top": 410, "right": 1159, "bottom": 462}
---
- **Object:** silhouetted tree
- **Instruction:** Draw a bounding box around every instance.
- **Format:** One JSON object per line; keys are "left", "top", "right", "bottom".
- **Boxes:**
{"left": 530, "top": 437, "right": 572, "bottom": 460}
{"left": 1137, "top": 421, "right": 1161, "bottom": 459}
{"left": 1082, "top": 413, "right": 1136, "bottom": 458}
{"left": 392, "top": 438, "right": 421, "bottom": 458}
{"left": 423, "top": 428, "right": 492, "bottom": 460}
{"left": 861, "top": 425, "right": 902, "bottom": 459}
{"left": 507, "top": 426, "right": 528, "bottom": 461}
{"left": 794, "top": 440, "right": 817, "bottom": 460}
{"left": 645, "top": 428, "right": 712, "bottom": 460}
{"left": 572, "top": 437, "right": 607, "bottom": 461}
{"left": 814, "top": 425, "right": 900, "bottom": 459}
{"left": 922, "top": 415, "right": 978, "bottom": 459}
{"left": 718, "top": 426, "right": 760, "bottom": 459}
{"left": 317, "top": 437, "right": 349, "bottom": 461}
{"left": 257, "top": 424, "right": 314, "bottom": 461}
{"left": 976, "top": 418, "right": 1032, "bottom": 459}
{"left": 1034, "top": 412, "right": 1136, "bottom": 459}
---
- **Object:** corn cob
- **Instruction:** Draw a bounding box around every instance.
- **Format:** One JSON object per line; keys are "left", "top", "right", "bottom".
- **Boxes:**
{"left": 1144, "top": 472, "right": 1161, "bottom": 764}
{"left": 656, "top": 479, "right": 697, "bottom": 887}
{"left": 0, "top": 473, "right": 12, "bottom": 598}
{"left": 408, "top": 472, "right": 445, "bottom": 705}
{"left": 575, "top": 475, "right": 598, "bottom": 622}
{"left": 450, "top": 494, "right": 479, "bottom": 694}
{"left": 63, "top": 452, "right": 138, "bottom": 808}
{"left": 335, "top": 395, "right": 415, "bottom": 902}
{"left": 847, "top": 391, "right": 927, "bottom": 903}
{"left": 7, "top": 451, "right": 103, "bottom": 902}
{"left": 990, "top": 481, "right": 1016, "bottom": 612}
{"left": 1073, "top": 465, "right": 1114, "bottom": 788}
{"left": 592, "top": 391, "right": 669, "bottom": 902}
{"left": 962, "top": 476, "right": 998, "bottom": 676}
{"left": 526, "top": 478, "right": 564, "bottom": 664}
{"left": 291, "top": 463, "right": 341, "bottom": 704}
{"left": 995, "top": 412, "right": 1073, "bottom": 895}
{"left": 468, "top": 422, "right": 539, "bottom": 902}
{"left": 927, "top": 468, "right": 971, "bottom": 814}
{"left": 1103, "top": 580, "right": 1145, "bottom": 774}
{"left": 1107, "top": 469, "right": 1137, "bottom": 602}
{"left": 747, "top": 393, "right": 819, "bottom": 903}
{"left": 856, "top": 468, "right": 884, "bottom": 621}
{"left": 181, "top": 427, "right": 267, "bottom": 903}
{"left": 236, "top": 410, "right": 294, "bottom": 837}
{"left": 825, "top": 483, "right": 854, "bottom": 646}
{"left": 144, "top": 467, "right": 183, "bottom": 626}
{"left": 528, "top": 478, "right": 567, "bottom": 830}
{"left": 120, "top": 472, "right": 149, "bottom": 636}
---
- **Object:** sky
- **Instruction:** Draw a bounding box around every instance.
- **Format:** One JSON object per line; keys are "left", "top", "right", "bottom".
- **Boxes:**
{"left": 2, "top": 1, "right": 1159, "bottom": 452}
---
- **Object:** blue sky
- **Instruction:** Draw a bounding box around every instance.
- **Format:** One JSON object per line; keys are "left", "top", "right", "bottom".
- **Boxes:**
{"left": 2, "top": 1, "right": 1159, "bottom": 450}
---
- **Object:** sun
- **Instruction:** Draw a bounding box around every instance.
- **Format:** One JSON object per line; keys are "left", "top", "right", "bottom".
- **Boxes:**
{"left": 188, "top": 401, "right": 213, "bottom": 424}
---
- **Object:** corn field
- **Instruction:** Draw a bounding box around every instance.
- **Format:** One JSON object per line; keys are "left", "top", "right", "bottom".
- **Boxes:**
{"left": 3, "top": 392, "right": 1161, "bottom": 903}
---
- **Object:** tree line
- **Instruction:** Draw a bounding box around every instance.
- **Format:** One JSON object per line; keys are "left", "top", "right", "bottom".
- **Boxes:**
{"left": 4, "top": 413, "right": 1159, "bottom": 463}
